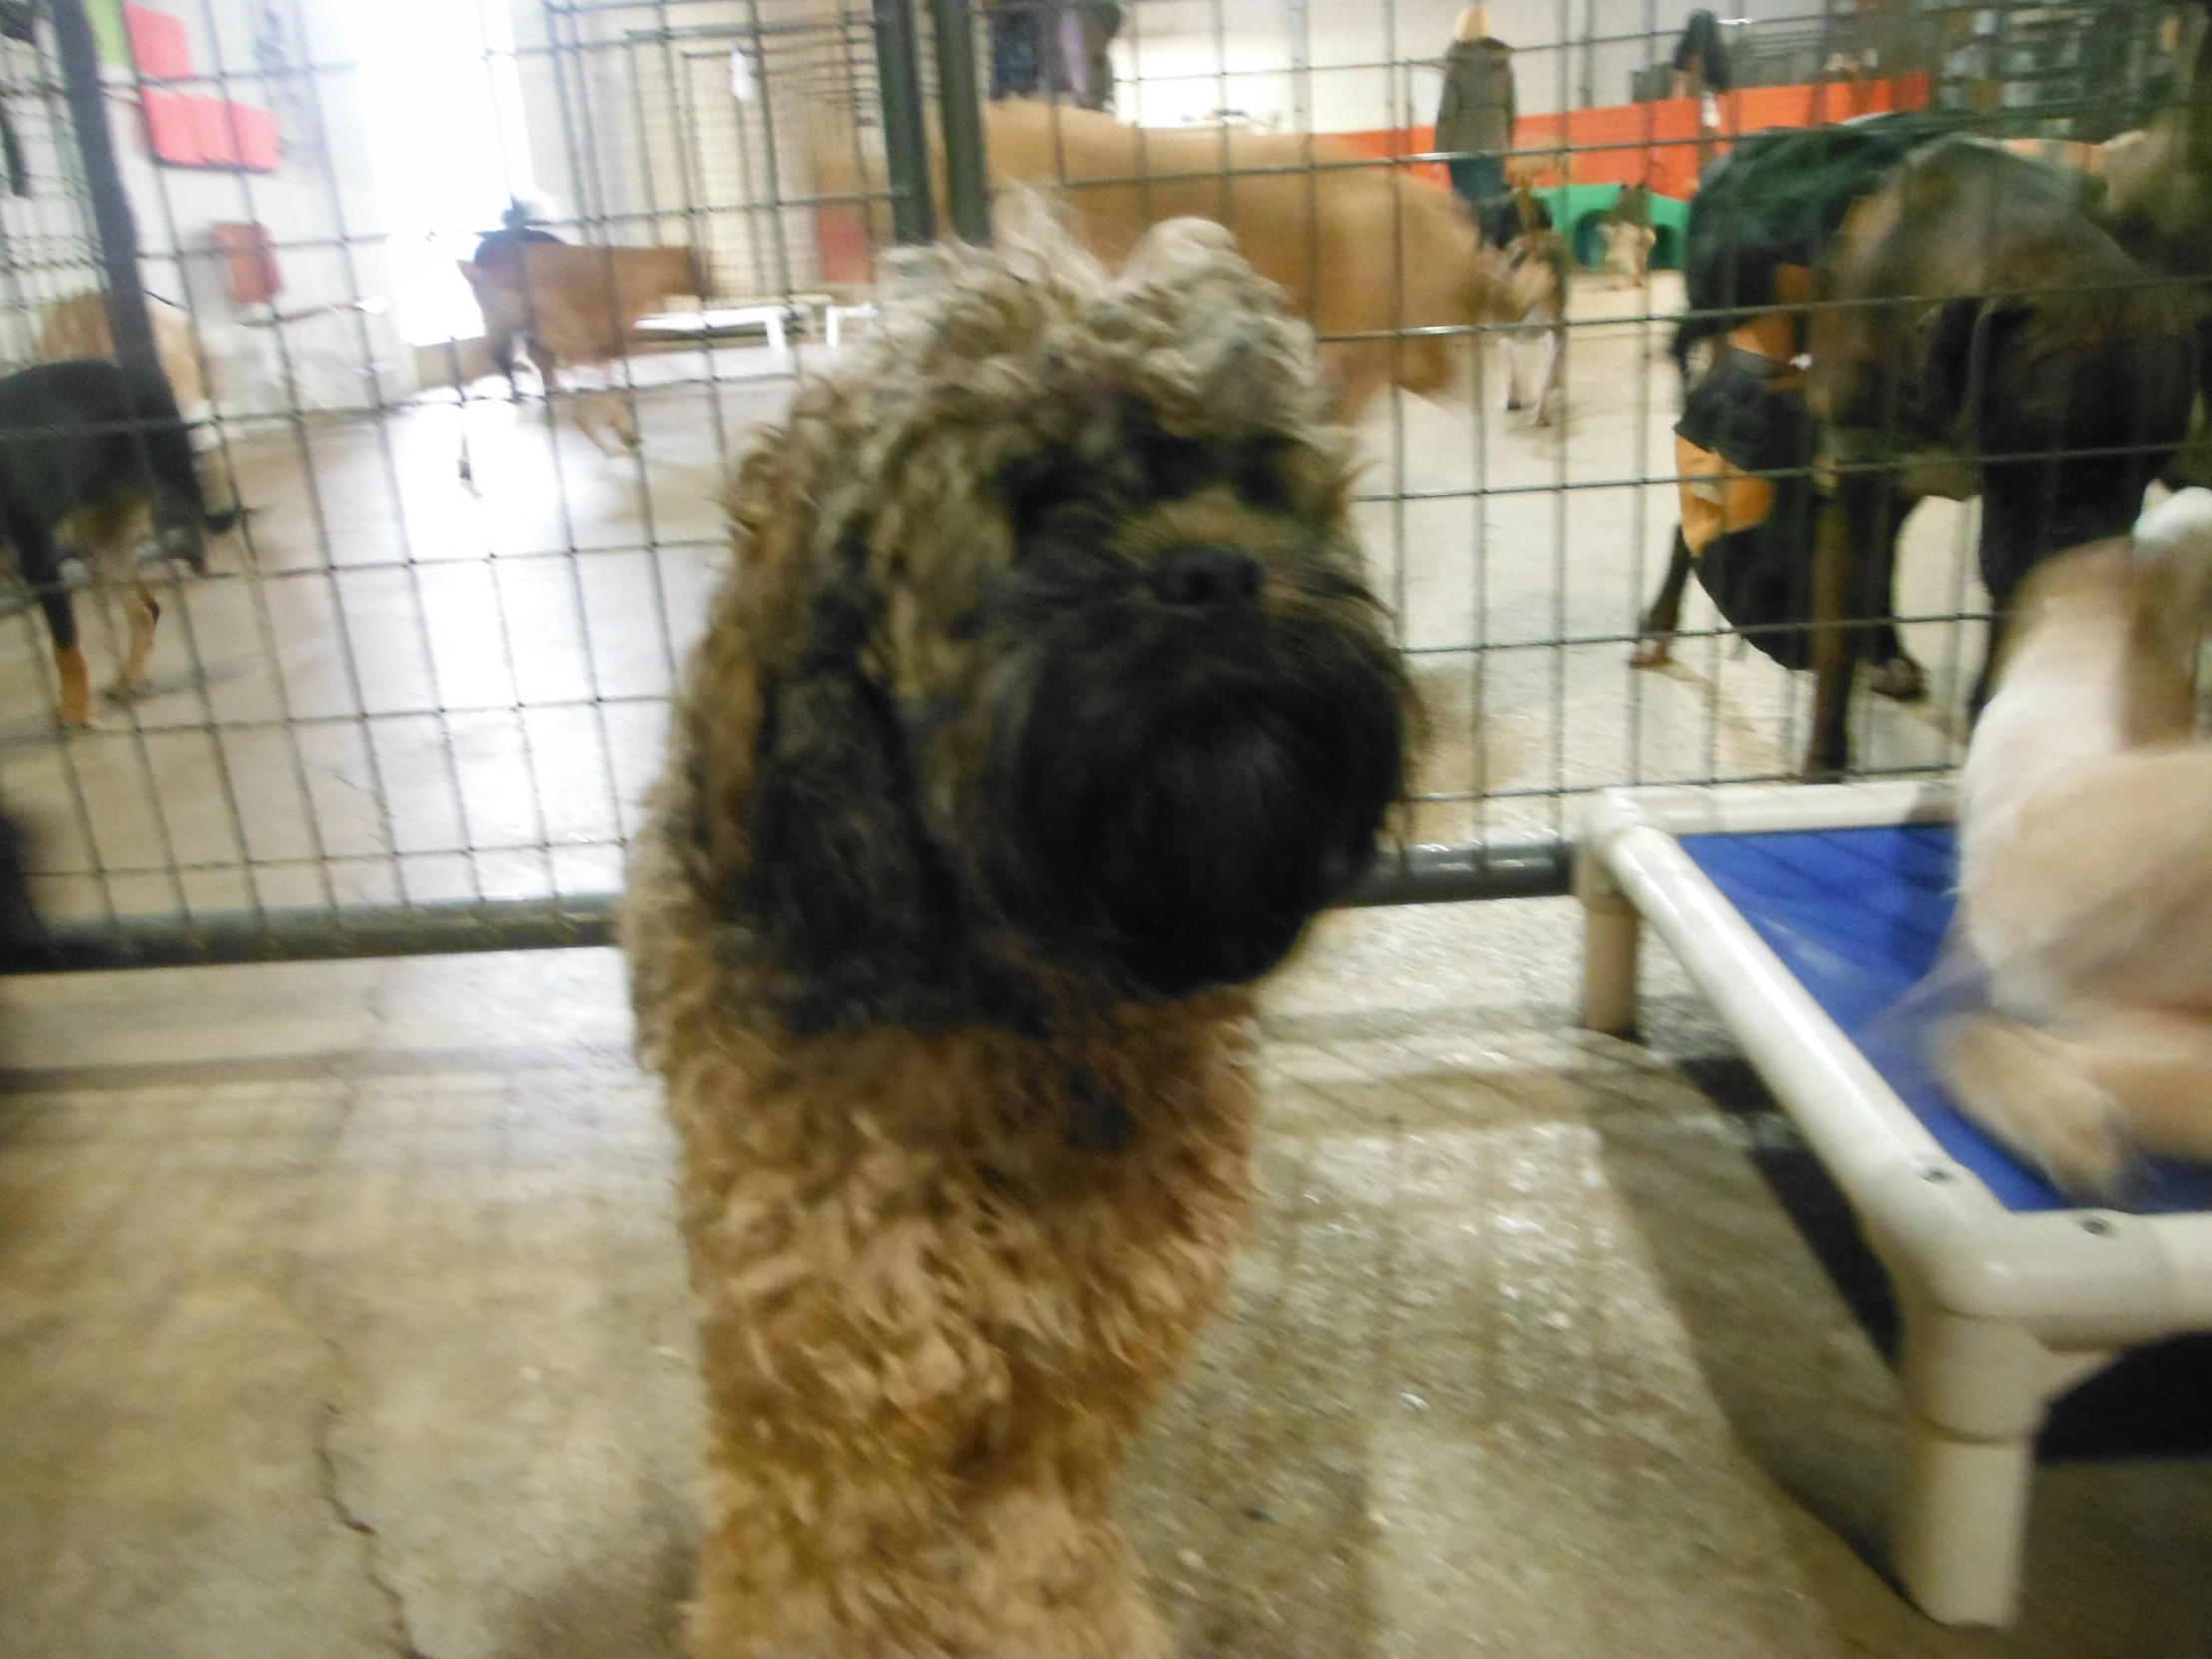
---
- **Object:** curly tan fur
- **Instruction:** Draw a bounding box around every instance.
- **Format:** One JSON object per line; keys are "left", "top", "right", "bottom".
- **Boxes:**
{"left": 1935, "top": 495, "right": 2212, "bottom": 1199}
{"left": 624, "top": 203, "right": 1405, "bottom": 1658}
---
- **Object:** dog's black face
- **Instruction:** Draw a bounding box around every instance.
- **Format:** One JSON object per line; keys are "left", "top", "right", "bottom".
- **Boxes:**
{"left": 969, "top": 400, "right": 1406, "bottom": 1000}
{"left": 741, "top": 395, "right": 1406, "bottom": 1030}
{"left": 714, "top": 215, "right": 1412, "bottom": 1035}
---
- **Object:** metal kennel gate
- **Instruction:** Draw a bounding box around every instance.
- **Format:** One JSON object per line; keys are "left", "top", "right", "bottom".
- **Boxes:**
{"left": 0, "top": 0, "right": 2189, "bottom": 970}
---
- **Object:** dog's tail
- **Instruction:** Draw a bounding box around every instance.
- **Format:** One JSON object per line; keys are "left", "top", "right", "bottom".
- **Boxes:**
{"left": 1934, "top": 1007, "right": 2212, "bottom": 1202}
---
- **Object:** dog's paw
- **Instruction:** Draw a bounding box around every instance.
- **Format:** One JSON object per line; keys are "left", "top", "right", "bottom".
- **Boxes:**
{"left": 1867, "top": 655, "right": 1927, "bottom": 701}
{"left": 1629, "top": 634, "right": 1674, "bottom": 668}
{"left": 1932, "top": 1014, "right": 2133, "bottom": 1201}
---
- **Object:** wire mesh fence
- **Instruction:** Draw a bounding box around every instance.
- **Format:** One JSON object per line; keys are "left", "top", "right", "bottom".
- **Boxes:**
{"left": 0, "top": 0, "right": 2200, "bottom": 967}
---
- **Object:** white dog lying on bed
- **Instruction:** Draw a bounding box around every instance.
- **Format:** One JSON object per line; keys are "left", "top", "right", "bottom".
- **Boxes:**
{"left": 1934, "top": 488, "right": 2212, "bottom": 1200}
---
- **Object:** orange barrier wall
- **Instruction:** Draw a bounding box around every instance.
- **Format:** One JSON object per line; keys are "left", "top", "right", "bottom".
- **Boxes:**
{"left": 1512, "top": 75, "right": 1931, "bottom": 197}
{"left": 1336, "top": 72, "right": 1932, "bottom": 200}
{"left": 814, "top": 73, "right": 1932, "bottom": 277}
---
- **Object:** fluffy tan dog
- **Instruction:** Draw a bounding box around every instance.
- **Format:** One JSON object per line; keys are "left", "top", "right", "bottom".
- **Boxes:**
{"left": 826, "top": 99, "right": 1505, "bottom": 421}
{"left": 1934, "top": 488, "right": 2212, "bottom": 1199}
{"left": 623, "top": 203, "right": 1407, "bottom": 1657}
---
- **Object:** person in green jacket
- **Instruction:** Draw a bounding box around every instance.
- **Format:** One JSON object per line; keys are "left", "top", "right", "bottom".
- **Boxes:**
{"left": 1435, "top": 6, "right": 1515, "bottom": 207}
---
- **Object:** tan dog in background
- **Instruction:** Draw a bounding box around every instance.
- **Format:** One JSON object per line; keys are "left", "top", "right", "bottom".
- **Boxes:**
{"left": 825, "top": 100, "right": 1508, "bottom": 422}
{"left": 37, "top": 289, "right": 206, "bottom": 413}
{"left": 1934, "top": 488, "right": 2212, "bottom": 1199}
{"left": 456, "top": 243, "right": 703, "bottom": 452}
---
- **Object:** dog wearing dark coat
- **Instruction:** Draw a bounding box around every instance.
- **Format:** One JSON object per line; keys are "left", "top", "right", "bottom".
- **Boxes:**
{"left": 0, "top": 357, "right": 233, "bottom": 726}
{"left": 622, "top": 205, "right": 1408, "bottom": 1658}
{"left": 1634, "top": 124, "right": 2194, "bottom": 774}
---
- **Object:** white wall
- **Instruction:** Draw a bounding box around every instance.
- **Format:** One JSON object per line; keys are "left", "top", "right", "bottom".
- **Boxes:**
{"left": 1114, "top": 0, "right": 1824, "bottom": 133}
{"left": 509, "top": 0, "right": 848, "bottom": 301}
{"left": 44, "top": 0, "right": 411, "bottom": 416}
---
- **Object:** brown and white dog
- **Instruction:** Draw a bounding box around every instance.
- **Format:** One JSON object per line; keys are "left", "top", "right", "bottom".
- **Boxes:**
{"left": 1933, "top": 488, "right": 2212, "bottom": 1199}
{"left": 1485, "top": 187, "right": 1570, "bottom": 426}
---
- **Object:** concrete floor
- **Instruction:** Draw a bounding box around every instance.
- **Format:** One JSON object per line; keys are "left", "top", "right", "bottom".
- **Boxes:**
{"left": 0, "top": 274, "right": 1979, "bottom": 920}
{"left": 5, "top": 903, "right": 2211, "bottom": 1658}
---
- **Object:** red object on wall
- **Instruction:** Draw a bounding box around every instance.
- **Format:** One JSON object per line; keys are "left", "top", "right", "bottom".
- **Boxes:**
{"left": 142, "top": 92, "right": 279, "bottom": 172}
{"left": 188, "top": 95, "right": 238, "bottom": 165}
{"left": 209, "top": 222, "right": 282, "bottom": 305}
{"left": 230, "top": 104, "right": 279, "bottom": 171}
{"left": 122, "top": 4, "right": 190, "bottom": 79}
{"left": 140, "top": 88, "right": 200, "bottom": 164}
{"left": 127, "top": 3, "right": 281, "bottom": 173}
{"left": 815, "top": 206, "right": 871, "bottom": 287}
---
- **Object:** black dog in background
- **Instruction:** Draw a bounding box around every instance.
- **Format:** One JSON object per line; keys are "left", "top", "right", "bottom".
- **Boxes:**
{"left": 1635, "top": 118, "right": 2193, "bottom": 775}
{"left": 0, "top": 356, "right": 234, "bottom": 726}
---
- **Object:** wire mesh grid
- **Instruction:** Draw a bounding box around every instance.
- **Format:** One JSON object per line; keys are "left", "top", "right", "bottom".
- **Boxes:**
{"left": 0, "top": 0, "right": 2198, "bottom": 966}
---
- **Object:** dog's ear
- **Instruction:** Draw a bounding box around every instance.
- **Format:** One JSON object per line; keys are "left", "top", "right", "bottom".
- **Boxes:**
{"left": 1924, "top": 298, "right": 2029, "bottom": 426}
{"left": 741, "top": 580, "right": 952, "bottom": 1027}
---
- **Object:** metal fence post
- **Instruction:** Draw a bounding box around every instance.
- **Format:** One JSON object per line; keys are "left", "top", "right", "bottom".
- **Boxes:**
{"left": 872, "top": 0, "right": 936, "bottom": 244}
{"left": 51, "top": 0, "right": 173, "bottom": 402}
{"left": 928, "top": 0, "right": 990, "bottom": 244}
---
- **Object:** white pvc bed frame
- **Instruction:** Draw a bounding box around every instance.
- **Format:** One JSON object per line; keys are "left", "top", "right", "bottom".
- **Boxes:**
{"left": 1578, "top": 780, "right": 2212, "bottom": 1628}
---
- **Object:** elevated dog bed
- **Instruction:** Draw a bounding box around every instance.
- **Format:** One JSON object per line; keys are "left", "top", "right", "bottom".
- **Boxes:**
{"left": 1579, "top": 782, "right": 2212, "bottom": 1627}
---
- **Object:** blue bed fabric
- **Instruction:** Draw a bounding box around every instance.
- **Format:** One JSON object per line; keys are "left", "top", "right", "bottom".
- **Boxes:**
{"left": 1678, "top": 825, "right": 2212, "bottom": 1215}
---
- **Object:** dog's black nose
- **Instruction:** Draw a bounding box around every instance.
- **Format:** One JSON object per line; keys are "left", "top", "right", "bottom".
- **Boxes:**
{"left": 1150, "top": 544, "right": 1262, "bottom": 609}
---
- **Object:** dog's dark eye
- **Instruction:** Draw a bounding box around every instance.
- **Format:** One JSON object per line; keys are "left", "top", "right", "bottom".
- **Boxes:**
{"left": 1227, "top": 437, "right": 1294, "bottom": 512}
{"left": 997, "top": 449, "right": 1074, "bottom": 535}
{"left": 1131, "top": 427, "right": 1220, "bottom": 500}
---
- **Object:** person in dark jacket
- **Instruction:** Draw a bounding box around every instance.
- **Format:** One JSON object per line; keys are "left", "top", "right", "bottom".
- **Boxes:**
{"left": 470, "top": 197, "right": 562, "bottom": 274}
{"left": 1674, "top": 9, "right": 1732, "bottom": 176}
{"left": 1435, "top": 6, "right": 1515, "bottom": 208}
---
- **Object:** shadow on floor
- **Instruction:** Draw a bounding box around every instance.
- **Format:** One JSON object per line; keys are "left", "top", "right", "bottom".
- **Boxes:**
{"left": 1677, "top": 1055, "right": 2212, "bottom": 1463}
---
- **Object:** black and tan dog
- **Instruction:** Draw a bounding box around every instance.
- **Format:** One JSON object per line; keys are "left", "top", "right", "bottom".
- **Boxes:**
{"left": 0, "top": 357, "right": 233, "bottom": 726}
{"left": 1636, "top": 121, "right": 2194, "bottom": 774}
{"left": 623, "top": 206, "right": 1407, "bottom": 1658}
